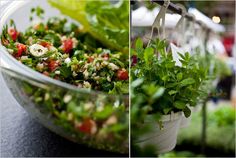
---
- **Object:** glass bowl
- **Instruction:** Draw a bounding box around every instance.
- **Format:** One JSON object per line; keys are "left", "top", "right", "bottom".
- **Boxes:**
{"left": 0, "top": 0, "right": 129, "bottom": 154}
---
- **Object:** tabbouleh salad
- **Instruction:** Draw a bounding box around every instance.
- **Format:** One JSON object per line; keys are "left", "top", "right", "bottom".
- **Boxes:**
{"left": 0, "top": 7, "right": 129, "bottom": 94}
{"left": 0, "top": 3, "right": 129, "bottom": 154}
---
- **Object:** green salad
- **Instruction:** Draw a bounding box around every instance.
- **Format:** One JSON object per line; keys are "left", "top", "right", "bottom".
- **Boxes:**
{"left": 1, "top": 6, "right": 128, "bottom": 94}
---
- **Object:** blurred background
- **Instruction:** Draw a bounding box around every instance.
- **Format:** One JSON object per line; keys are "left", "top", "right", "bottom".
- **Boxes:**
{"left": 131, "top": 0, "right": 235, "bottom": 157}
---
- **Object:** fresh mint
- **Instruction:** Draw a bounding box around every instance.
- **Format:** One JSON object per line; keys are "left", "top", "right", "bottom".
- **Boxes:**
{"left": 131, "top": 38, "right": 211, "bottom": 118}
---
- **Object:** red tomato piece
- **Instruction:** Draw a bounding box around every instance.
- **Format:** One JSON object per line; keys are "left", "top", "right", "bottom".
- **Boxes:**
{"left": 87, "top": 57, "right": 94, "bottom": 63}
{"left": 48, "top": 60, "right": 59, "bottom": 72}
{"left": 15, "top": 43, "right": 26, "bottom": 57}
{"left": 117, "top": 69, "right": 129, "bottom": 80}
{"left": 62, "top": 39, "right": 73, "bottom": 53}
{"left": 8, "top": 28, "right": 18, "bottom": 41}
{"left": 39, "top": 41, "right": 51, "bottom": 48}
{"left": 78, "top": 118, "right": 96, "bottom": 134}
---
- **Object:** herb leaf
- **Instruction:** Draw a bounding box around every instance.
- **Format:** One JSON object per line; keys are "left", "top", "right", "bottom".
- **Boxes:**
{"left": 179, "top": 78, "right": 195, "bottom": 87}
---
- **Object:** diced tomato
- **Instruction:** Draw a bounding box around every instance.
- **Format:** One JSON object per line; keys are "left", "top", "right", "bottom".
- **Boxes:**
{"left": 117, "top": 69, "right": 129, "bottom": 80}
{"left": 78, "top": 118, "right": 96, "bottom": 134}
{"left": 8, "top": 28, "right": 18, "bottom": 41}
{"left": 43, "top": 71, "right": 50, "bottom": 76}
{"left": 62, "top": 39, "right": 73, "bottom": 53}
{"left": 87, "top": 57, "right": 94, "bottom": 63}
{"left": 48, "top": 60, "right": 59, "bottom": 72}
{"left": 102, "top": 53, "right": 109, "bottom": 60}
{"left": 39, "top": 41, "right": 51, "bottom": 48}
{"left": 15, "top": 43, "right": 26, "bottom": 57}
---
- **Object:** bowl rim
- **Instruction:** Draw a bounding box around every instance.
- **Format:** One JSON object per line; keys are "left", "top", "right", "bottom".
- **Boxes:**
{"left": 0, "top": 0, "right": 129, "bottom": 98}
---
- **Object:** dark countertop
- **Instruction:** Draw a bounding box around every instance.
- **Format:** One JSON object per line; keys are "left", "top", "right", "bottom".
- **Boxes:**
{"left": 0, "top": 74, "right": 128, "bottom": 157}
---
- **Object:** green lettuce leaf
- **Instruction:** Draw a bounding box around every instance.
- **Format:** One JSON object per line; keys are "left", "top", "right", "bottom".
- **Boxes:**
{"left": 48, "top": 0, "right": 129, "bottom": 53}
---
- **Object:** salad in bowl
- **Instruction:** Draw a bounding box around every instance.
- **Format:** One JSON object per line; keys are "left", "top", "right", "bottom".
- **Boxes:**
{"left": 0, "top": 0, "right": 129, "bottom": 153}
